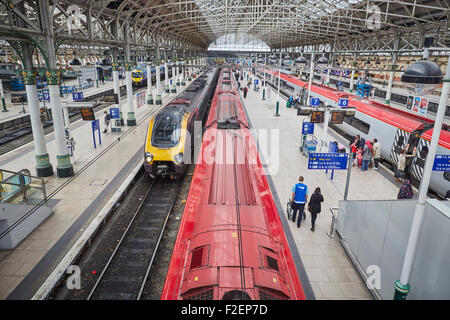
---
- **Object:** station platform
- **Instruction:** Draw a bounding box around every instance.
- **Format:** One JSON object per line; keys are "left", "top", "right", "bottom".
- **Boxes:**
{"left": 0, "top": 80, "right": 190, "bottom": 299}
{"left": 238, "top": 78, "right": 407, "bottom": 299}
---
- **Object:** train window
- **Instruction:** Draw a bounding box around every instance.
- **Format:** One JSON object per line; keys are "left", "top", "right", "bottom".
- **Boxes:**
{"left": 266, "top": 256, "right": 279, "bottom": 272}
{"left": 152, "top": 114, "right": 181, "bottom": 147}
{"left": 444, "top": 172, "right": 450, "bottom": 182}
{"left": 420, "top": 146, "right": 429, "bottom": 159}
{"left": 347, "top": 117, "right": 370, "bottom": 134}
{"left": 397, "top": 136, "right": 405, "bottom": 148}
{"left": 190, "top": 246, "right": 209, "bottom": 270}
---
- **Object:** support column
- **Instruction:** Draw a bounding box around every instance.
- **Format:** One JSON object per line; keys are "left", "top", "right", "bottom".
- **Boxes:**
{"left": 349, "top": 54, "right": 357, "bottom": 93}
{"left": 124, "top": 62, "right": 136, "bottom": 126}
{"left": 385, "top": 63, "right": 395, "bottom": 105}
{"left": 22, "top": 70, "right": 53, "bottom": 177}
{"left": 39, "top": 0, "right": 73, "bottom": 177}
{"left": 112, "top": 62, "right": 123, "bottom": 124}
{"left": 147, "top": 64, "right": 153, "bottom": 104}
{"left": 45, "top": 70, "right": 74, "bottom": 177}
{"left": 188, "top": 60, "right": 192, "bottom": 81}
{"left": 0, "top": 79, "right": 8, "bottom": 112}
{"left": 307, "top": 52, "right": 315, "bottom": 104}
{"left": 164, "top": 62, "right": 169, "bottom": 93}
{"left": 155, "top": 63, "right": 162, "bottom": 104}
{"left": 176, "top": 61, "right": 181, "bottom": 87}
{"left": 171, "top": 61, "right": 177, "bottom": 93}
{"left": 394, "top": 57, "right": 450, "bottom": 300}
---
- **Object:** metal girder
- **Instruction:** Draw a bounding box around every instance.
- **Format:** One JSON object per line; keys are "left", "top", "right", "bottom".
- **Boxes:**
{"left": 0, "top": 0, "right": 448, "bottom": 54}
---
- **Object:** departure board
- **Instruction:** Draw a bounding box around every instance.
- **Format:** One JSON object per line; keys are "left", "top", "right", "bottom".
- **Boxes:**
{"left": 310, "top": 111, "right": 325, "bottom": 123}
{"left": 81, "top": 108, "right": 96, "bottom": 121}
{"left": 331, "top": 111, "right": 345, "bottom": 124}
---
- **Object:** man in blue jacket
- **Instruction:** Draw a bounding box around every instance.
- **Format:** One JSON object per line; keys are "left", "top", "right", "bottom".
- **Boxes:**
{"left": 291, "top": 176, "right": 308, "bottom": 228}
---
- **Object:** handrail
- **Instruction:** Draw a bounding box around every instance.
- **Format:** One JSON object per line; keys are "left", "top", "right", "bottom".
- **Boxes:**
{"left": 327, "top": 207, "right": 339, "bottom": 238}
{"left": 0, "top": 168, "right": 47, "bottom": 205}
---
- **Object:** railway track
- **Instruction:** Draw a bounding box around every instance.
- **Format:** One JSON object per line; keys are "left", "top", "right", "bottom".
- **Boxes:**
{"left": 86, "top": 177, "right": 180, "bottom": 300}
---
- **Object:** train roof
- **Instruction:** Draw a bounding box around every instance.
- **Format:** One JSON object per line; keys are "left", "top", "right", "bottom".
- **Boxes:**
{"left": 422, "top": 128, "right": 450, "bottom": 149}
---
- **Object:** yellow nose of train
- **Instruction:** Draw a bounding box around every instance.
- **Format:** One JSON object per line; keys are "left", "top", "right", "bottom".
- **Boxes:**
{"left": 131, "top": 70, "right": 144, "bottom": 84}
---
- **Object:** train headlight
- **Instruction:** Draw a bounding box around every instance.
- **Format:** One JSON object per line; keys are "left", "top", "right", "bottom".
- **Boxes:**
{"left": 145, "top": 152, "right": 153, "bottom": 163}
{"left": 174, "top": 153, "right": 184, "bottom": 165}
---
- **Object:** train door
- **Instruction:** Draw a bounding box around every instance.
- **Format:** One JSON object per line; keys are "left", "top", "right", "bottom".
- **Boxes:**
{"left": 389, "top": 128, "right": 411, "bottom": 170}
{"left": 409, "top": 137, "right": 430, "bottom": 184}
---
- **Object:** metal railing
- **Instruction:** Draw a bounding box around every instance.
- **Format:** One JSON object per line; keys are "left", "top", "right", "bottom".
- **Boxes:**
{"left": 327, "top": 207, "right": 339, "bottom": 238}
{"left": 0, "top": 168, "right": 47, "bottom": 205}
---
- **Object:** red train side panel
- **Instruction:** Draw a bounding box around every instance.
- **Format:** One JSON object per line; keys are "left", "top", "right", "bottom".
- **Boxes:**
{"left": 161, "top": 68, "right": 305, "bottom": 300}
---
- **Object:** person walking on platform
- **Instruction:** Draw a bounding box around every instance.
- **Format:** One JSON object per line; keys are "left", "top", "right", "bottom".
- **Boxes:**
{"left": 243, "top": 86, "right": 248, "bottom": 98}
{"left": 291, "top": 176, "right": 308, "bottom": 228}
{"left": 372, "top": 138, "right": 381, "bottom": 169}
{"left": 103, "top": 111, "right": 111, "bottom": 133}
{"left": 361, "top": 141, "right": 371, "bottom": 171}
{"left": 308, "top": 187, "right": 324, "bottom": 232}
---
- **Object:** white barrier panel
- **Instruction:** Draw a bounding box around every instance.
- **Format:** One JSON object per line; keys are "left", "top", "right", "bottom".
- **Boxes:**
{"left": 336, "top": 199, "right": 450, "bottom": 299}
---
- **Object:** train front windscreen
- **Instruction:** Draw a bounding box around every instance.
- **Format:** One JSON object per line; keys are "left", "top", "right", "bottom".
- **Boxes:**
{"left": 151, "top": 112, "right": 182, "bottom": 148}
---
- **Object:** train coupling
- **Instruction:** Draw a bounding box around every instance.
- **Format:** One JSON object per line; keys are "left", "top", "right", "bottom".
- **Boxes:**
{"left": 157, "top": 164, "right": 169, "bottom": 176}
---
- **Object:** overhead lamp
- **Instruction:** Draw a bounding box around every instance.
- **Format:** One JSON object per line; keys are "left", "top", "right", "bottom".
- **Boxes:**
{"left": 295, "top": 56, "right": 307, "bottom": 64}
{"left": 401, "top": 60, "right": 443, "bottom": 95}
{"left": 316, "top": 56, "right": 328, "bottom": 66}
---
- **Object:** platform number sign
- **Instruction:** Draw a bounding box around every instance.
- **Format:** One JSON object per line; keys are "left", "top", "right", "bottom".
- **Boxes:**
{"left": 310, "top": 97, "right": 320, "bottom": 106}
{"left": 72, "top": 92, "right": 84, "bottom": 101}
{"left": 38, "top": 89, "right": 50, "bottom": 102}
{"left": 338, "top": 98, "right": 349, "bottom": 108}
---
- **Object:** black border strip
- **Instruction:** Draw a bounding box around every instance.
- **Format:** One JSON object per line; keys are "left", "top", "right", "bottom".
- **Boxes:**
{"left": 237, "top": 80, "right": 316, "bottom": 300}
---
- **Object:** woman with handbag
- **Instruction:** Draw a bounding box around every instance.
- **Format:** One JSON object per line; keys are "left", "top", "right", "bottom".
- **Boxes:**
{"left": 308, "top": 187, "right": 324, "bottom": 232}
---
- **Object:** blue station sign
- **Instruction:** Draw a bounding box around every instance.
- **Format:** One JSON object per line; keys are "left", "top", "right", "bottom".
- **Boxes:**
{"left": 432, "top": 154, "right": 450, "bottom": 171}
{"left": 110, "top": 107, "right": 120, "bottom": 119}
{"left": 310, "top": 97, "right": 320, "bottom": 106}
{"left": 308, "top": 153, "right": 348, "bottom": 170}
{"left": 302, "top": 122, "right": 314, "bottom": 135}
{"left": 38, "top": 89, "right": 50, "bottom": 102}
{"left": 338, "top": 98, "right": 349, "bottom": 107}
{"left": 72, "top": 92, "right": 84, "bottom": 101}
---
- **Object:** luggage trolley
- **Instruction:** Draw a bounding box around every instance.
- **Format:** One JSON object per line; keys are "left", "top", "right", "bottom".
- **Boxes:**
{"left": 301, "top": 135, "right": 318, "bottom": 157}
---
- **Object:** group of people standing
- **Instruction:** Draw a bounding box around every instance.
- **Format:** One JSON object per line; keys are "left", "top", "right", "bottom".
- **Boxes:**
{"left": 350, "top": 134, "right": 414, "bottom": 199}
{"left": 290, "top": 176, "right": 324, "bottom": 231}
{"left": 350, "top": 134, "right": 381, "bottom": 171}
{"left": 287, "top": 94, "right": 300, "bottom": 108}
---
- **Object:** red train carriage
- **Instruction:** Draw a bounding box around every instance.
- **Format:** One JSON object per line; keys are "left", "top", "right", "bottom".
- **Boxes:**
{"left": 161, "top": 68, "right": 306, "bottom": 300}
